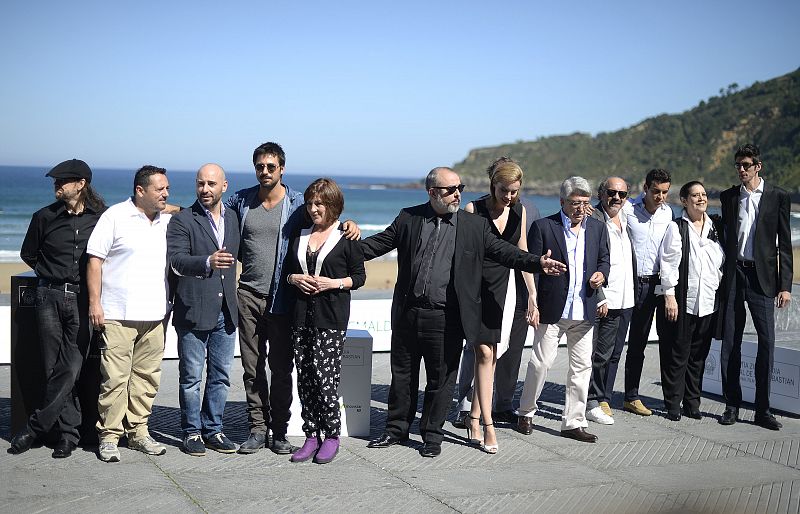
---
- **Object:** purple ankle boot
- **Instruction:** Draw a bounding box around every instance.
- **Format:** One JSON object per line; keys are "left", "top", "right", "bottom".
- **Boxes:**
{"left": 290, "top": 437, "right": 319, "bottom": 462}
{"left": 314, "top": 436, "right": 339, "bottom": 464}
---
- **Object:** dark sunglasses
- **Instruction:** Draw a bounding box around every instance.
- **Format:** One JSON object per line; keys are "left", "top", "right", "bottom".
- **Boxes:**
{"left": 431, "top": 184, "right": 465, "bottom": 196}
{"left": 734, "top": 161, "right": 758, "bottom": 171}
{"left": 255, "top": 163, "right": 280, "bottom": 172}
{"left": 605, "top": 189, "right": 628, "bottom": 199}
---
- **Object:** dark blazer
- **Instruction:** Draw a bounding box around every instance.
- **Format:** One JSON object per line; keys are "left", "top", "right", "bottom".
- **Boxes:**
{"left": 719, "top": 182, "right": 793, "bottom": 298}
{"left": 590, "top": 203, "right": 637, "bottom": 304}
{"left": 285, "top": 231, "right": 366, "bottom": 330}
{"left": 167, "top": 200, "right": 240, "bottom": 331}
{"left": 528, "top": 212, "right": 610, "bottom": 325}
{"left": 360, "top": 203, "right": 543, "bottom": 345}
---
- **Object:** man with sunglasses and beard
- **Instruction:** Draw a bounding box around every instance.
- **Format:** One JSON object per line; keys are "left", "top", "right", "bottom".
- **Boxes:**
{"left": 12, "top": 160, "right": 106, "bottom": 458}
{"left": 361, "top": 167, "right": 567, "bottom": 458}
{"left": 585, "top": 177, "right": 636, "bottom": 425}
{"left": 225, "top": 142, "right": 359, "bottom": 454}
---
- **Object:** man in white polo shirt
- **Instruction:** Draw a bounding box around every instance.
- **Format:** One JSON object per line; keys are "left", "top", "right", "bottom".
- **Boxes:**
{"left": 87, "top": 165, "right": 172, "bottom": 463}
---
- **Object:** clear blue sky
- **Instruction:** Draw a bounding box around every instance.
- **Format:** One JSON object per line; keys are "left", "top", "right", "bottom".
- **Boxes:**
{"left": 1, "top": 0, "right": 798, "bottom": 177}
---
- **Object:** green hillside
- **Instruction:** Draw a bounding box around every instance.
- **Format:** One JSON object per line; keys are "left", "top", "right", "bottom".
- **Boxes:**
{"left": 453, "top": 68, "right": 800, "bottom": 195}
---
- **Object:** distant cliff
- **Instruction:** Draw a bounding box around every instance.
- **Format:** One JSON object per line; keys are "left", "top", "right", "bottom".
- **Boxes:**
{"left": 453, "top": 68, "right": 800, "bottom": 196}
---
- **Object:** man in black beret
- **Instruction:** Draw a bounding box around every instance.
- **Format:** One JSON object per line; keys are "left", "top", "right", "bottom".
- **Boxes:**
{"left": 11, "top": 159, "right": 106, "bottom": 458}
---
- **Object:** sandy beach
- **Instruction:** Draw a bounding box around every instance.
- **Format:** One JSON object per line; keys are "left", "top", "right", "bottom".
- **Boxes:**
{"left": 0, "top": 261, "right": 400, "bottom": 295}
{"left": 5, "top": 250, "right": 800, "bottom": 295}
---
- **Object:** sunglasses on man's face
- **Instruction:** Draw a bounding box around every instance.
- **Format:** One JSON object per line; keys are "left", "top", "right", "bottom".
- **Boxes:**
{"left": 430, "top": 184, "right": 465, "bottom": 196}
{"left": 605, "top": 189, "right": 628, "bottom": 199}
{"left": 255, "top": 163, "right": 280, "bottom": 172}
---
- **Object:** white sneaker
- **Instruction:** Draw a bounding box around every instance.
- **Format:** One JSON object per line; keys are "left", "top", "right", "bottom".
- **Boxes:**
{"left": 99, "top": 441, "right": 121, "bottom": 462}
{"left": 586, "top": 406, "right": 614, "bottom": 425}
{"left": 128, "top": 434, "right": 167, "bottom": 455}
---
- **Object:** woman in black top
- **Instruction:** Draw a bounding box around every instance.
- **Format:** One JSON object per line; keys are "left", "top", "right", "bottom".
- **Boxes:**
{"left": 285, "top": 178, "right": 366, "bottom": 464}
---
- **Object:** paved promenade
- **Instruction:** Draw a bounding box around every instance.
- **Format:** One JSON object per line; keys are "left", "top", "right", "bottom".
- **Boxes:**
{"left": 1, "top": 343, "right": 798, "bottom": 514}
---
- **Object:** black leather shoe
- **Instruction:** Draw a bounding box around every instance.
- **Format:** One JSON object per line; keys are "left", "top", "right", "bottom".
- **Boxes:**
{"left": 492, "top": 410, "right": 519, "bottom": 424}
{"left": 665, "top": 411, "right": 682, "bottom": 422}
{"left": 682, "top": 406, "right": 702, "bottom": 419}
{"left": 719, "top": 407, "right": 738, "bottom": 426}
{"left": 560, "top": 427, "right": 598, "bottom": 443}
{"left": 367, "top": 433, "right": 406, "bottom": 448}
{"left": 270, "top": 436, "right": 298, "bottom": 455}
{"left": 238, "top": 432, "right": 267, "bottom": 454}
{"left": 754, "top": 412, "right": 782, "bottom": 431}
{"left": 516, "top": 416, "right": 534, "bottom": 435}
{"left": 451, "top": 411, "right": 469, "bottom": 429}
{"left": 52, "top": 439, "right": 77, "bottom": 458}
{"left": 9, "top": 428, "right": 37, "bottom": 454}
{"left": 420, "top": 442, "right": 441, "bottom": 458}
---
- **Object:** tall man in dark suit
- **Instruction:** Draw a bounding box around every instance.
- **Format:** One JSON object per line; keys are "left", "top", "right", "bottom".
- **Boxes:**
{"left": 719, "top": 144, "right": 791, "bottom": 430}
{"left": 167, "top": 163, "right": 241, "bottom": 455}
{"left": 517, "top": 176, "right": 610, "bottom": 443}
{"left": 362, "top": 167, "right": 566, "bottom": 457}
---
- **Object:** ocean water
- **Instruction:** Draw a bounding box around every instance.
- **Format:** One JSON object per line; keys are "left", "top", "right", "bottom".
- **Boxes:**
{"left": 0, "top": 165, "right": 564, "bottom": 262}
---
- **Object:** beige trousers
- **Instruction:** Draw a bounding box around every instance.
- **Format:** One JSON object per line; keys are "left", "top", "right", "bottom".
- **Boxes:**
{"left": 96, "top": 319, "right": 165, "bottom": 442}
{"left": 518, "top": 319, "right": 594, "bottom": 430}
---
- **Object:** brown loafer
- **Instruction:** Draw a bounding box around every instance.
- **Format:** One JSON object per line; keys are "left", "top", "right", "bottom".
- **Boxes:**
{"left": 517, "top": 416, "right": 534, "bottom": 435}
{"left": 560, "top": 427, "right": 598, "bottom": 443}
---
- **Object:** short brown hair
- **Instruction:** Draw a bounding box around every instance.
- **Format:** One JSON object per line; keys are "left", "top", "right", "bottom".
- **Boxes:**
{"left": 304, "top": 178, "right": 344, "bottom": 225}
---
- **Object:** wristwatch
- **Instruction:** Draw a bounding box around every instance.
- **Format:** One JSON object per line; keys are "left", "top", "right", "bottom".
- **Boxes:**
{"left": 339, "top": 279, "right": 344, "bottom": 290}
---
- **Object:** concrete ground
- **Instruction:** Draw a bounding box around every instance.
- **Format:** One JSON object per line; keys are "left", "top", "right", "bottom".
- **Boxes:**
{"left": 1, "top": 343, "right": 799, "bottom": 514}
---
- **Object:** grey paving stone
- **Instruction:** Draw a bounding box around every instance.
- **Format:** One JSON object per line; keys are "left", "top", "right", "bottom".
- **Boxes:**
{"left": 730, "top": 438, "right": 800, "bottom": 470}
{"left": 657, "top": 479, "right": 800, "bottom": 514}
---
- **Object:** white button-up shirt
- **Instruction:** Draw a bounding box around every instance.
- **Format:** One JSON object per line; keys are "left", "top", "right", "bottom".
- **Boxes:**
{"left": 600, "top": 208, "right": 635, "bottom": 310}
{"left": 737, "top": 178, "right": 764, "bottom": 261}
{"left": 624, "top": 193, "right": 673, "bottom": 276}
{"left": 87, "top": 198, "right": 171, "bottom": 321}
{"left": 560, "top": 210, "right": 586, "bottom": 321}
{"left": 659, "top": 211, "right": 725, "bottom": 317}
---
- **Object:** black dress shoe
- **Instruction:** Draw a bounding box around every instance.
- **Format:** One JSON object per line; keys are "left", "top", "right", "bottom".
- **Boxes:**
{"left": 560, "top": 427, "right": 598, "bottom": 443}
{"left": 682, "top": 406, "right": 702, "bottom": 419}
{"left": 451, "top": 411, "right": 469, "bottom": 429}
{"left": 52, "top": 439, "right": 77, "bottom": 459}
{"left": 367, "top": 433, "right": 406, "bottom": 448}
{"left": 516, "top": 416, "right": 534, "bottom": 435}
{"left": 9, "top": 428, "right": 37, "bottom": 454}
{"left": 719, "top": 407, "right": 738, "bottom": 426}
{"left": 492, "top": 410, "right": 519, "bottom": 424}
{"left": 754, "top": 412, "right": 783, "bottom": 431}
{"left": 665, "top": 411, "right": 682, "bottom": 421}
{"left": 419, "top": 442, "right": 441, "bottom": 458}
{"left": 238, "top": 432, "right": 267, "bottom": 454}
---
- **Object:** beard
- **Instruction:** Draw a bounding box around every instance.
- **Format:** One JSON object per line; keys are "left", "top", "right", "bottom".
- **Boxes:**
{"left": 431, "top": 194, "right": 459, "bottom": 214}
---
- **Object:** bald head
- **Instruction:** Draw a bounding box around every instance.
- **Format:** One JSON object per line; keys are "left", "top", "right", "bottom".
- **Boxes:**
{"left": 196, "top": 163, "right": 228, "bottom": 213}
{"left": 598, "top": 176, "right": 628, "bottom": 217}
{"left": 426, "top": 166, "right": 462, "bottom": 215}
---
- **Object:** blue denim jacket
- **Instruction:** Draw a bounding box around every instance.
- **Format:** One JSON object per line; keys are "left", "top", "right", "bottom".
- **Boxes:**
{"left": 225, "top": 183, "right": 307, "bottom": 314}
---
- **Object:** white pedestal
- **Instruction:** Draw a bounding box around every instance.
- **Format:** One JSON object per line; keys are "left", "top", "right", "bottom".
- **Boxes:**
{"left": 283, "top": 329, "right": 373, "bottom": 437}
{"left": 703, "top": 339, "right": 800, "bottom": 415}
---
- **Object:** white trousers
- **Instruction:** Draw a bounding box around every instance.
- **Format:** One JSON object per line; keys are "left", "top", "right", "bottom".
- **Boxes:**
{"left": 518, "top": 319, "right": 594, "bottom": 430}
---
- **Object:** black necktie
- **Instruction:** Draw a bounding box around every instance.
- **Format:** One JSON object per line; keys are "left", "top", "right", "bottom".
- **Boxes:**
{"left": 415, "top": 217, "right": 441, "bottom": 298}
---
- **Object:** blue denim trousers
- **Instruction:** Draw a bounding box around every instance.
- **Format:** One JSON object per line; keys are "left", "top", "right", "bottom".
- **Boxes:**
{"left": 177, "top": 312, "right": 236, "bottom": 438}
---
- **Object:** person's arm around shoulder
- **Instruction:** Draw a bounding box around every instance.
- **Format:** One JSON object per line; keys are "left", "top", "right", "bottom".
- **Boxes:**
{"left": 360, "top": 210, "right": 405, "bottom": 261}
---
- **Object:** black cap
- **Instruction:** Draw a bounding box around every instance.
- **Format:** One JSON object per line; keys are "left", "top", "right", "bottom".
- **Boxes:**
{"left": 46, "top": 159, "right": 92, "bottom": 183}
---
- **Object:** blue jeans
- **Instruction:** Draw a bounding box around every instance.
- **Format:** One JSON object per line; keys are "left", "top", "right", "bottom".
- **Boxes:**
{"left": 177, "top": 312, "right": 236, "bottom": 438}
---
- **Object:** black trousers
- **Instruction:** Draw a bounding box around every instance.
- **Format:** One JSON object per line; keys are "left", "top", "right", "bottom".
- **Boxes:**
{"left": 625, "top": 280, "right": 666, "bottom": 402}
{"left": 28, "top": 287, "right": 90, "bottom": 444}
{"left": 237, "top": 288, "right": 294, "bottom": 437}
{"left": 721, "top": 264, "right": 775, "bottom": 413}
{"left": 386, "top": 306, "right": 464, "bottom": 445}
{"left": 587, "top": 307, "right": 632, "bottom": 408}
{"left": 658, "top": 312, "right": 714, "bottom": 413}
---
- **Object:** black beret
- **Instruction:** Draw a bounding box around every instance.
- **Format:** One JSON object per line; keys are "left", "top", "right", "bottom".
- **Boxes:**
{"left": 46, "top": 159, "right": 92, "bottom": 183}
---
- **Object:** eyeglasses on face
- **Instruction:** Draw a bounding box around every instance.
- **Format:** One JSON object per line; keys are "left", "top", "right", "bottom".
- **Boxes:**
{"left": 430, "top": 184, "right": 465, "bottom": 196}
{"left": 604, "top": 189, "right": 628, "bottom": 199}
{"left": 567, "top": 200, "right": 591, "bottom": 208}
{"left": 734, "top": 161, "right": 758, "bottom": 171}
{"left": 255, "top": 163, "right": 279, "bottom": 172}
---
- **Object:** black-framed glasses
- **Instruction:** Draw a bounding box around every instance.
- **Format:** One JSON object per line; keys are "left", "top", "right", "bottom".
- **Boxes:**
{"left": 431, "top": 184, "right": 465, "bottom": 196}
{"left": 734, "top": 161, "right": 758, "bottom": 171}
{"left": 255, "top": 163, "right": 279, "bottom": 172}
{"left": 605, "top": 189, "right": 628, "bottom": 199}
